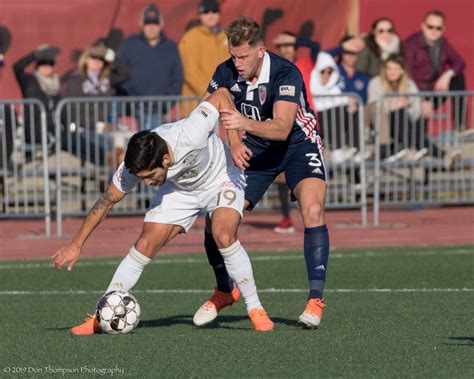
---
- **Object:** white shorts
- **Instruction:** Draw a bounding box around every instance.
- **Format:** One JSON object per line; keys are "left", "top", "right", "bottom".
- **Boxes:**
{"left": 143, "top": 167, "right": 246, "bottom": 233}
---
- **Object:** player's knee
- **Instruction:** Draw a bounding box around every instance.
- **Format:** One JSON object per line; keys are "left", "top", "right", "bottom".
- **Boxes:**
{"left": 212, "top": 228, "right": 237, "bottom": 249}
{"left": 135, "top": 236, "right": 161, "bottom": 258}
{"left": 301, "top": 201, "right": 324, "bottom": 226}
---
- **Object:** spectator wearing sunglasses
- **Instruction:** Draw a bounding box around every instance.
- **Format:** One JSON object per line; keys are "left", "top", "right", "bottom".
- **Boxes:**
{"left": 356, "top": 17, "right": 401, "bottom": 78}
{"left": 403, "top": 8, "right": 465, "bottom": 124}
{"left": 310, "top": 52, "right": 361, "bottom": 164}
{"left": 64, "top": 43, "right": 129, "bottom": 99}
{"left": 179, "top": 0, "right": 228, "bottom": 115}
{"left": 272, "top": 31, "right": 364, "bottom": 110}
{"left": 62, "top": 43, "right": 130, "bottom": 167}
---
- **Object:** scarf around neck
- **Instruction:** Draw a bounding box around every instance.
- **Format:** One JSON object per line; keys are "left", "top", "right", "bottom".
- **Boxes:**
{"left": 375, "top": 34, "right": 400, "bottom": 60}
{"left": 35, "top": 71, "right": 60, "bottom": 96}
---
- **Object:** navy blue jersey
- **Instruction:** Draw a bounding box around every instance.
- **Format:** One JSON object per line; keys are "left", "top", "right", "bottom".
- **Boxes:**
{"left": 207, "top": 51, "right": 319, "bottom": 150}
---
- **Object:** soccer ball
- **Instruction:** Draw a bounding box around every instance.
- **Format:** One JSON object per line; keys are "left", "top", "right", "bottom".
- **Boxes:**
{"left": 95, "top": 290, "right": 141, "bottom": 334}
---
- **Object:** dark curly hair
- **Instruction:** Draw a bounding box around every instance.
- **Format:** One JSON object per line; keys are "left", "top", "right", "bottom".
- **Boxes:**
{"left": 124, "top": 130, "right": 168, "bottom": 175}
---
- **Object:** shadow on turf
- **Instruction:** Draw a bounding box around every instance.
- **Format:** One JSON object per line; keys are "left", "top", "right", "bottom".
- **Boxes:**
{"left": 444, "top": 337, "right": 474, "bottom": 347}
{"left": 45, "top": 315, "right": 300, "bottom": 332}
{"left": 139, "top": 315, "right": 298, "bottom": 329}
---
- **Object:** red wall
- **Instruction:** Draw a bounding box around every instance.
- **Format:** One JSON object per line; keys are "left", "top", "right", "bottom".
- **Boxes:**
{"left": 2, "top": 0, "right": 471, "bottom": 99}
{"left": 360, "top": 0, "right": 473, "bottom": 89}
{"left": 0, "top": 0, "right": 351, "bottom": 99}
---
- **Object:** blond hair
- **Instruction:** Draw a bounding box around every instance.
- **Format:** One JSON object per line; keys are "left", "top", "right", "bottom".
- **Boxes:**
{"left": 380, "top": 54, "right": 409, "bottom": 93}
{"left": 77, "top": 46, "right": 111, "bottom": 81}
{"left": 225, "top": 16, "right": 263, "bottom": 47}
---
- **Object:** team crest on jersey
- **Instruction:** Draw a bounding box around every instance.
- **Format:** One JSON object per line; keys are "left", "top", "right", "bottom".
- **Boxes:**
{"left": 116, "top": 166, "right": 126, "bottom": 185}
{"left": 279, "top": 85, "right": 295, "bottom": 96}
{"left": 355, "top": 79, "right": 365, "bottom": 91}
{"left": 258, "top": 85, "right": 267, "bottom": 105}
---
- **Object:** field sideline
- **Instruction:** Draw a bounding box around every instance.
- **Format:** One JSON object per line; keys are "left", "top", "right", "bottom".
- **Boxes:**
{"left": 1, "top": 245, "right": 473, "bottom": 378}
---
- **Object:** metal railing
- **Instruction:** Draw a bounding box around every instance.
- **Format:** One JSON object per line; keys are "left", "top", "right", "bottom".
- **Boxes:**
{"left": 54, "top": 95, "right": 200, "bottom": 236}
{"left": 0, "top": 99, "right": 51, "bottom": 236}
{"left": 4, "top": 92, "right": 472, "bottom": 235}
{"left": 311, "top": 93, "right": 368, "bottom": 225}
{"left": 373, "top": 91, "right": 474, "bottom": 225}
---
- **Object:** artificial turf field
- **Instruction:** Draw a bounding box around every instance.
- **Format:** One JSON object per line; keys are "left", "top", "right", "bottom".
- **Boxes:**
{"left": 1, "top": 245, "right": 473, "bottom": 378}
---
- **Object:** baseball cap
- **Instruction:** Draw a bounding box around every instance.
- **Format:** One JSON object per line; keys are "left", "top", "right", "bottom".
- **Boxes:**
{"left": 35, "top": 45, "right": 60, "bottom": 66}
{"left": 142, "top": 4, "right": 161, "bottom": 24}
{"left": 198, "top": 0, "right": 220, "bottom": 14}
{"left": 89, "top": 44, "right": 108, "bottom": 60}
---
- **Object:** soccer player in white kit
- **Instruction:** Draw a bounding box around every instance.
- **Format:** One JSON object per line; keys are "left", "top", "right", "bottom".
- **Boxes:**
{"left": 52, "top": 88, "right": 273, "bottom": 334}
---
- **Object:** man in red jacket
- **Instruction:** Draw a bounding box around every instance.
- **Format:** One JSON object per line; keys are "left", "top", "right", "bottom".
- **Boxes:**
{"left": 403, "top": 9, "right": 465, "bottom": 123}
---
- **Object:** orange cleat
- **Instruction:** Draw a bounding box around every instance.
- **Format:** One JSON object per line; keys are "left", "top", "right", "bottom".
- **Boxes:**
{"left": 71, "top": 314, "right": 101, "bottom": 335}
{"left": 248, "top": 308, "right": 274, "bottom": 332}
{"left": 193, "top": 287, "right": 240, "bottom": 327}
{"left": 298, "top": 298, "right": 326, "bottom": 328}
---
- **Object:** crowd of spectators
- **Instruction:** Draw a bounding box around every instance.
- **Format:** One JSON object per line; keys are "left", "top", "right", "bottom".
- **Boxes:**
{"left": 0, "top": 3, "right": 467, "bottom": 217}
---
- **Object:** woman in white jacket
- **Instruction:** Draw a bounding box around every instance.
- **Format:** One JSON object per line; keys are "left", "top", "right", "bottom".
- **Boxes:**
{"left": 310, "top": 52, "right": 359, "bottom": 164}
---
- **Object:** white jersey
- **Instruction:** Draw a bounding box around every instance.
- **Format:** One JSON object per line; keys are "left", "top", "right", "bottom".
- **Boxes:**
{"left": 113, "top": 101, "right": 230, "bottom": 192}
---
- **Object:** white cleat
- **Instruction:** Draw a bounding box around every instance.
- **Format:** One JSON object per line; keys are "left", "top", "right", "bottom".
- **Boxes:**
{"left": 193, "top": 287, "right": 240, "bottom": 327}
{"left": 298, "top": 298, "right": 326, "bottom": 328}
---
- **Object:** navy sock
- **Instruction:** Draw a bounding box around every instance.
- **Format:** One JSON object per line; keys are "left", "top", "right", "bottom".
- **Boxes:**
{"left": 304, "top": 225, "right": 330, "bottom": 299}
{"left": 204, "top": 232, "right": 233, "bottom": 293}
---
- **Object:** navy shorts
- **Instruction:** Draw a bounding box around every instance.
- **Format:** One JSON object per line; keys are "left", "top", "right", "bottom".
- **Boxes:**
{"left": 244, "top": 138, "right": 327, "bottom": 209}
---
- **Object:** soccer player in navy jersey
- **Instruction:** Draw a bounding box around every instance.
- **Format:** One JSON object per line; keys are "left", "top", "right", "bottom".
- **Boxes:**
{"left": 193, "top": 16, "right": 330, "bottom": 328}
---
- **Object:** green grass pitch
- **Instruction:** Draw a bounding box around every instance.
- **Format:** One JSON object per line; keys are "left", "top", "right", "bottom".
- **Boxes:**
{"left": 1, "top": 245, "right": 473, "bottom": 378}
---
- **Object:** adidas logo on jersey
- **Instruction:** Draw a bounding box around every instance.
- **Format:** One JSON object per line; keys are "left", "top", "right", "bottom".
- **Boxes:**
{"left": 230, "top": 83, "right": 241, "bottom": 92}
{"left": 312, "top": 168, "right": 323, "bottom": 174}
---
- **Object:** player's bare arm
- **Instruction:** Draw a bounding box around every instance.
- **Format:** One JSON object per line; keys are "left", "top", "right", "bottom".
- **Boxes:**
{"left": 203, "top": 89, "right": 253, "bottom": 170}
{"left": 52, "top": 183, "right": 125, "bottom": 271}
{"left": 221, "top": 100, "right": 298, "bottom": 141}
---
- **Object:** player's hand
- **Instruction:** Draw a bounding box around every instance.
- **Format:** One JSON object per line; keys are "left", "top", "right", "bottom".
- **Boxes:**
{"left": 229, "top": 140, "right": 252, "bottom": 170}
{"left": 434, "top": 71, "right": 451, "bottom": 91}
{"left": 220, "top": 109, "right": 249, "bottom": 131}
{"left": 52, "top": 243, "right": 82, "bottom": 271}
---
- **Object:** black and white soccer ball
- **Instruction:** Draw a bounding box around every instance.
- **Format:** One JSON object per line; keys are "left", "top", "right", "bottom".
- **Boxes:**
{"left": 95, "top": 290, "right": 141, "bottom": 334}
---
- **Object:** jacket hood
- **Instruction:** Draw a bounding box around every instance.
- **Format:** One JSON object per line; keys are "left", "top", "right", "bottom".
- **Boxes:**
{"left": 310, "top": 52, "right": 347, "bottom": 111}
{"left": 312, "top": 51, "right": 340, "bottom": 89}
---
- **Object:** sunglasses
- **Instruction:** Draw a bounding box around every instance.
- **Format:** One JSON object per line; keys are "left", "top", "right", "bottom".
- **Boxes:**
{"left": 376, "top": 28, "right": 394, "bottom": 34}
{"left": 321, "top": 69, "right": 333, "bottom": 75}
{"left": 425, "top": 23, "right": 443, "bottom": 31}
{"left": 201, "top": 10, "right": 219, "bottom": 14}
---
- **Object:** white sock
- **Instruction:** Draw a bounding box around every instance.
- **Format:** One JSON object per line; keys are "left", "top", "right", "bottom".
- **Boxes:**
{"left": 105, "top": 246, "right": 151, "bottom": 294}
{"left": 219, "top": 240, "right": 262, "bottom": 312}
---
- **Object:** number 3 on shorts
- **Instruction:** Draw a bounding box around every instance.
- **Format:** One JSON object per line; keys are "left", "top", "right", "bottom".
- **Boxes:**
{"left": 216, "top": 190, "right": 237, "bottom": 206}
{"left": 306, "top": 153, "right": 322, "bottom": 167}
